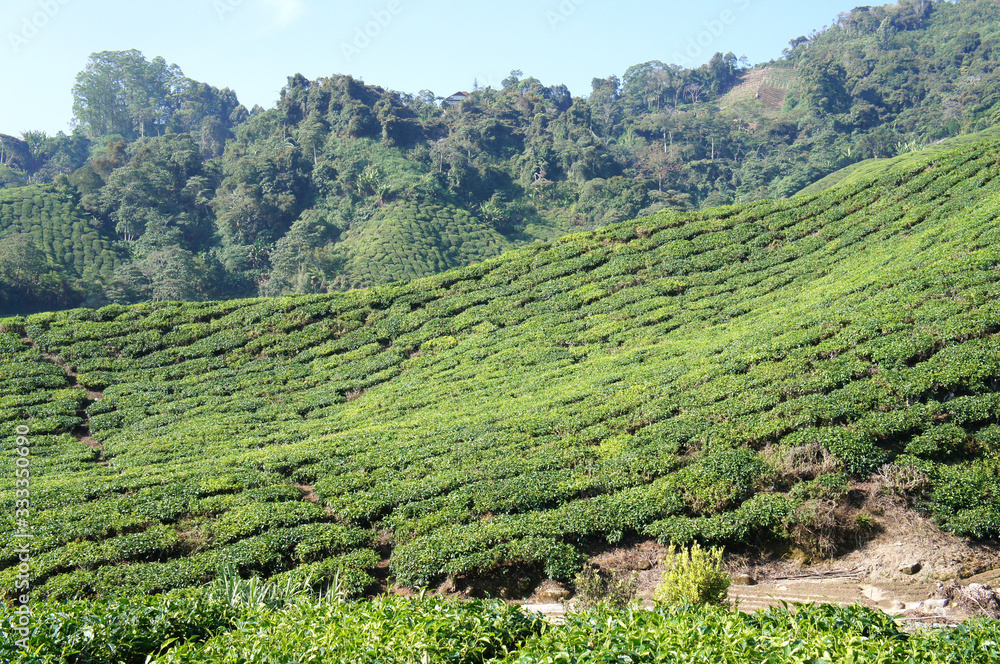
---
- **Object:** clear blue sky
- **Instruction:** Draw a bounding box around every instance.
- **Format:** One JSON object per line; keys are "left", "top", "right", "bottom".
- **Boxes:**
{"left": 1, "top": 0, "right": 855, "bottom": 137}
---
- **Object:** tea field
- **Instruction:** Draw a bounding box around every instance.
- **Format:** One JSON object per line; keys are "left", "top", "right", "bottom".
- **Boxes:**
{"left": 2, "top": 136, "right": 1000, "bottom": 614}
{"left": 0, "top": 184, "right": 122, "bottom": 283}
{"left": 3, "top": 591, "right": 999, "bottom": 663}
{"left": 332, "top": 200, "right": 513, "bottom": 289}
{"left": 0, "top": 184, "right": 124, "bottom": 312}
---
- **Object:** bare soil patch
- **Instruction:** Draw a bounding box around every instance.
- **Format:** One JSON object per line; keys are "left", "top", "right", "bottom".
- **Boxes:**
{"left": 520, "top": 503, "right": 999, "bottom": 622}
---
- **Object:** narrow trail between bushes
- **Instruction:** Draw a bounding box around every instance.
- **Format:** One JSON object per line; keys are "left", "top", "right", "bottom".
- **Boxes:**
{"left": 21, "top": 334, "right": 108, "bottom": 466}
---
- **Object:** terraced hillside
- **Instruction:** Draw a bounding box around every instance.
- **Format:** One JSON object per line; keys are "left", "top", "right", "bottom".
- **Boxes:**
{"left": 2, "top": 139, "right": 1000, "bottom": 600}
{"left": 0, "top": 184, "right": 123, "bottom": 313}
{"left": 719, "top": 66, "right": 798, "bottom": 113}
{"left": 0, "top": 185, "right": 121, "bottom": 279}
{"left": 331, "top": 201, "right": 512, "bottom": 290}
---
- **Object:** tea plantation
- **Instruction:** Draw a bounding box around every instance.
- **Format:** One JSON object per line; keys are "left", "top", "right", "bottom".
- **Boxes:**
{"left": 332, "top": 200, "right": 513, "bottom": 289}
{"left": 2, "top": 137, "right": 1000, "bottom": 660}
{"left": 3, "top": 591, "right": 999, "bottom": 662}
{"left": 0, "top": 185, "right": 122, "bottom": 282}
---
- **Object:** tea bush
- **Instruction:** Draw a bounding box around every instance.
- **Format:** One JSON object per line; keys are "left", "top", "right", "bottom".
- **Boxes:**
{"left": 511, "top": 602, "right": 1000, "bottom": 663}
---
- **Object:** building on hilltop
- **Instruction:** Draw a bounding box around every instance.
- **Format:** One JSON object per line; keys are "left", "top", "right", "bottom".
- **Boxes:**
{"left": 442, "top": 91, "right": 469, "bottom": 108}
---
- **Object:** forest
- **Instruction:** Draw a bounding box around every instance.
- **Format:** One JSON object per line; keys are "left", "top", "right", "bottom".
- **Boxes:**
{"left": 3, "top": 0, "right": 1000, "bottom": 313}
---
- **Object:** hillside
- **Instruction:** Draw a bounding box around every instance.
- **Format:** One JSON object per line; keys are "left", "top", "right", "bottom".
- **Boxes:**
{"left": 0, "top": 184, "right": 123, "bottom": 312}
{"left": 330, "top": 201, "right": 512, "bottom": 290}
{"left": 2, "top": 137, "right": 1000, "bottom": 608}
{"left": 794, "top": 125, "right": 1000, "bottom": 196}
{"left": 8, "top": 1, "right": 1000, "bottom": 312}
{"left": 718, "top": 65, "right": 798, "bottom": 113}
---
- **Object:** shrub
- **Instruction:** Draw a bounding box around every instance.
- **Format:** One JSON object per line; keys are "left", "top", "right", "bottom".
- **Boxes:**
{"left": 680, "top": 448, "right": 770, "bottom": 514}
{"left": 873, "top": 462, "right": 930, "bottom": 498}
{"left": 572, "top": 563, "right": 639, "bottom": 609}
{"left": 653, "top": 542, "right": 729, "bottom": 606}
{"left": 786, "top": 497, "right": 876, "bottom": 559}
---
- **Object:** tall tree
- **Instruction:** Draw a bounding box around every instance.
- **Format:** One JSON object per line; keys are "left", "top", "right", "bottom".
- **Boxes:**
{"left": 72, "top": 51, "right": 185, "bottom": 139}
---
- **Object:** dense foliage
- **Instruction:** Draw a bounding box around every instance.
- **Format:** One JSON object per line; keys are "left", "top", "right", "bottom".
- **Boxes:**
{"left": 511, "top": 603, "right": 1000, "bottom": 664}
{"left": 2, "top": 595, "right": 998, "bottom": 663}
{"left": 6, "top": 0, "right": 1000, "bottom": 311}
{"left": 0, "top": 591, "right": 545, "bottom": 664}
{"left": 2, "top": 138, "right": 1000, "bottom": 601}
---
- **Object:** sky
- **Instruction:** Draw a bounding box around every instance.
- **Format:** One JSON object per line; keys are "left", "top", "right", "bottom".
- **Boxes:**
{"left": 0, "top": 0, "right": 857, "bottom": 137}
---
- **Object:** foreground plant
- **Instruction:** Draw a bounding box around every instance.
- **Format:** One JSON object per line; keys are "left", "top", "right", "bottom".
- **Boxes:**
{"left": 511, "top": 602, "right": 1000, "bottom": 663}
{"left": 653, "top": 542, "right": 730, "bottom": 607}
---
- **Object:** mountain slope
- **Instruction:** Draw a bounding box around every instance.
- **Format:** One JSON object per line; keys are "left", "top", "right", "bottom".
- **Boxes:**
{"left": 2, "top": 138, "right": 1000, "bottom": 598}
{"left": 331, "top": 201, "right": 512, "bottom": 289}
{"left": 11, "top": 2, "right": 1000, "bottom": 310}
{"left": 0, "top": 184, "right": 123, "bottom": 312}
{"left": 794, "top": 126, "right": 1000, "bottom": 196}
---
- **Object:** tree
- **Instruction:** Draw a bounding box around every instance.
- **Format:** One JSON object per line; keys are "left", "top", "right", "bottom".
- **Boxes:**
{"left": 142, "top": 247, "right": 200, "bottom": 301}
{"left": 589, "top": 76, "right": 621, "bottom": 136}
{"left": 703, "top": 52, "right": 739, "bottom": 96}
{"left": 20, "top": 131, "right": 47, "bottom": 174}
{"left": 799, "top": 56, "right": 851, "bottom": 114}
{"left": 784, "top": 36, "right": 809, "bottom": 60}
{"left": 264, "top": 210, "right": 339, "bottom": 295}
{"left": 0, "top": 232, "right": 76, "bottom": 314}
{"left": 622, "top": 61, "right": 673, "bottom": 114}
{"left": 96, "top": 133, "right": 215, "bottom": 248}
{"left": 876, "top": 18, "right": 897, "bottom": 48}
{"left": 72, "top": 50, "right": 185, "bottom": 139}
{"left": 502, "top": 70, "right": 524, "bottom": 90}
{"left": 685, "top": 83, "right": 705, "bottom": 105}
{"left": 297, "top": 112, "right": 328, "bottom": 164}
{"left": 636, "top": 142, "right": 681, "bottom": 192}
{"left": 0, "top": 233, "right": 46, "bottom": 287}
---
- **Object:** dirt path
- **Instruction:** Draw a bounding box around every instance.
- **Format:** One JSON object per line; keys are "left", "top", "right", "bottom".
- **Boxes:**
{"left": 21, "top": 335, "right": 108, "bottom": 465}
{"left": 520, "top": 507, "right": 1000, "bottom": 623}
{"left": 522, "top": 569, "right": 962, "bottom": 624}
